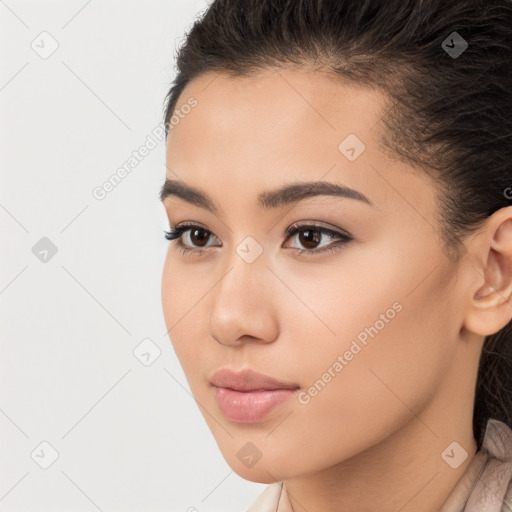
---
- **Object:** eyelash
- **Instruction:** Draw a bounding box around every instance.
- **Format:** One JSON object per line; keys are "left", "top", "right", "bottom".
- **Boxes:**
{"left": 164, "top": 222, "right": 353, "bottom": 257}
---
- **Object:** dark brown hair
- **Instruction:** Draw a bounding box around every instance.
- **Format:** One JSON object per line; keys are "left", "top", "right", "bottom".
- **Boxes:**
{"left": 162, "top": 0, "right": 512, "bottom": 449}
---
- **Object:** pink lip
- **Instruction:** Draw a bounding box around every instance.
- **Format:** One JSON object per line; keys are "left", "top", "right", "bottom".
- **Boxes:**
{"left": 213, "top": 387, "right": 297, "bottom": 423}
{"left": 210, "top": 367, "right": 299, "bottom": 391}
{"left": 210, "top": 368, "right": 299, "bottom": 423}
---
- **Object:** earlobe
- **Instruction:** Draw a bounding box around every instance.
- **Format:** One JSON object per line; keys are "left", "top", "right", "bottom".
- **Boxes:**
{"left": 463, "top": 207, "right": 512, "bottom": 337}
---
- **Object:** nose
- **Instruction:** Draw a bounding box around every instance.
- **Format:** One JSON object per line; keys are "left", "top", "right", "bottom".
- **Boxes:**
{"left": 208, "top": 255, "right": 279, "bottom": 347}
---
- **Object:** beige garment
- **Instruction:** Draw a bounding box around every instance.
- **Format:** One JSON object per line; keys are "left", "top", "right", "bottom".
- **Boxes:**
{"left": 245, "top": 418, "right": 512, "bottom": 512}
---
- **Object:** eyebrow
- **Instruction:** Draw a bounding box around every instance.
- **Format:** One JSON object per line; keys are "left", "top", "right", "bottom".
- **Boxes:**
{"left": 159, "top": 178, "right": 372, "bottom": 215}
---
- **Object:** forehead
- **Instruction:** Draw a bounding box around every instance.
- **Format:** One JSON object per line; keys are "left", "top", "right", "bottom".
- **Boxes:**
{"left": 164, "top": 68, "right": 437, "bottom": 224}
{"left": 167, "top": 68, "right": 385, "bottom": 175}
{"left": 195, "top": 67, "right": 377, "bottom": 105}
{"left": 167, "top": 68, "right": 385, "bottom": 154}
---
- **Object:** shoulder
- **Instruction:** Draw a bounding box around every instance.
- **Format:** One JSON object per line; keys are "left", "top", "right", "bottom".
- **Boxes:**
{"left": 464, "top": 418, "right": 512, "bottom": 511}
{"left": 244, "top": 482, "right": 283, "bottom": 512}
{"left": 483, "top": 418, "right": 512, "bottom": 461}
{"left": 502, "top": 480, "right": 512, "bottom": 512}
{"left": 485, "top": 418, "right": 512, "bottom": 511}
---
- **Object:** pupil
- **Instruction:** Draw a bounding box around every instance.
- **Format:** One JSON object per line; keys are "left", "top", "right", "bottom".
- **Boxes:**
{"left": 300, "top": 229, "right": 320, "bottom": 249}
{"left": 191, "top": 228, "right": 208, "bottom": 247}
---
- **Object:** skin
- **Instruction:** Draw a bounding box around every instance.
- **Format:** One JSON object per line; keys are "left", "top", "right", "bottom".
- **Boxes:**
{"left": 161, "top": 67, "right": 512, "bottom": 512}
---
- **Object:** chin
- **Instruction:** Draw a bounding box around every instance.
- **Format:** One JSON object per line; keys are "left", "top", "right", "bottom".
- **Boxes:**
{"left": 230, "top": 465, "right": 283, "bottom": 484}
{"left": 220, "top": 450, "right": 299, "bottom": 483}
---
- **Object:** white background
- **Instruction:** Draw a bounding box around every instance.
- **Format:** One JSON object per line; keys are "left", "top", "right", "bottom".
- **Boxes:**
{"left": 0, "top": 1, "right": 267, "bottom": 510}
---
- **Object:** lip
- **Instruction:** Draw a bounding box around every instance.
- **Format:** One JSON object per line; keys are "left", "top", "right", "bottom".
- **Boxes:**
{"left": 210, "top": 367, "right": 299, "bottom": 391}
{"left": 210, "top": 368, "right": 300, "bottom": 423}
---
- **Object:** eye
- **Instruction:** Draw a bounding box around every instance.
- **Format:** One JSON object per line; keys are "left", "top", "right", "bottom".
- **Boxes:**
{"left": 164, "top": 222, "right": 220, "bottom": 255}
{"left": 283, "top": 223, "right": 353, "bottom": 256}
{"left": 163, "top": 221, "right": 353, "bottom": 256}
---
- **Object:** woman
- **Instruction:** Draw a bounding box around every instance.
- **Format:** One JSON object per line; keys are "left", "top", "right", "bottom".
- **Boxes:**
{"left": 160, "top": 0, "right": 512, "bottom": 510}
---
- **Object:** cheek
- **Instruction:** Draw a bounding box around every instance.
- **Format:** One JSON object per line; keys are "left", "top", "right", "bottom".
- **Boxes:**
{"left": 293, "top": 317, "right": 445, "bottom": 470}
{"left": 267, "top": 252, "right": 454, "bottom": 459}
{"left": 161, "top": 251, "right": 210, "bottom": 327}
{"left": 161, "top": 256, "right": 180, "bottom": 340}
{"left": 161, "top": 255, "right": 204, "bottom": 370}
{"left": 286, "top": 231, "right": 451, "bottom": 384}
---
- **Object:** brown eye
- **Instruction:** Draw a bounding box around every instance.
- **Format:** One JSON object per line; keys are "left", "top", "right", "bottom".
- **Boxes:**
{"left": 188, "top": 227, "right": 210, "bottom": 247}
{"left": 164, "top": 223, "right": 221, "bottom": 253}
{"left": 164, "top": 222, "right": 352, "bottom": 257}
{"left": 284, "top": 223, "right": 353, "bottom": 255}
{"left": 298, "top": 229, "right": 322, "bottom": 249}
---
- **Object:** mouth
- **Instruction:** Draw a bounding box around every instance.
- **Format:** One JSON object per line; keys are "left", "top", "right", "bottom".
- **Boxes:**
{"left": 209, "top": 367, "right": 300, "bottom": 423}
{"left": 212, "top": 386, "right": 299, "bottom": 423}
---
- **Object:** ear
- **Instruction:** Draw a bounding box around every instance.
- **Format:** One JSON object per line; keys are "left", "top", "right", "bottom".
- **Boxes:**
{"left": 462, "top": 206, "right": 512, "bottom": 337}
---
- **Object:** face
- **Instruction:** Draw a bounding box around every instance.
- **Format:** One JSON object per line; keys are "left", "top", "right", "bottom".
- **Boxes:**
{"left": 161, "top": 67, "right": 467, "bottom": 482}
